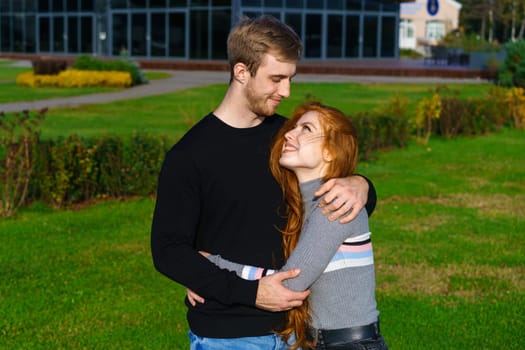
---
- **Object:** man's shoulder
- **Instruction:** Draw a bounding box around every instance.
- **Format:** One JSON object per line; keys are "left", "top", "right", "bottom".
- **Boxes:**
{"left": 173, "top": 113, "right": 216, "bottom": 147}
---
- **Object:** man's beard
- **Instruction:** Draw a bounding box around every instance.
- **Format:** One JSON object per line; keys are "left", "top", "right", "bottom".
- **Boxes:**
{"left": 246, "top": 85, "right": 277, "bottom": 117}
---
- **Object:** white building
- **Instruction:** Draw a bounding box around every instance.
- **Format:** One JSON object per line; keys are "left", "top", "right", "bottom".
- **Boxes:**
{"left": 399, "top": 0, "right": 461, "bottom": 53}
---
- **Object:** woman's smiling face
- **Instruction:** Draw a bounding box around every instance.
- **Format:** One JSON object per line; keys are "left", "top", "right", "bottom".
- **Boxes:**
{"left": 279, "top": 111, "right": 330, "bottom": 183}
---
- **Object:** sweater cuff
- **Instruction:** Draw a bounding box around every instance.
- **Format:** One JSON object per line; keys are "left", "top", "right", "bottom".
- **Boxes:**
{"left": 230, "top": 278, "right": 260, "bottom": 306}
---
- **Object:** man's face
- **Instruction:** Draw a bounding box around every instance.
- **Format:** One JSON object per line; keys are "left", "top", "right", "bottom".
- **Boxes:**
{"left": 245, "top": 53, "right": 297, "bottom": 117}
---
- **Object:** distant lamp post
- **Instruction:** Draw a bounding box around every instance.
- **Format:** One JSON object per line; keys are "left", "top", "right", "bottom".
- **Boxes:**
{"left": 98, "top": 32, "right": 107, "bottom": 56}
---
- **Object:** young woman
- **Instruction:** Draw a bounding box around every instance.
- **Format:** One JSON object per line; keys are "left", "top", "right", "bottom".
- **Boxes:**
{"left": 206, "top": 101, "right": 388, "bottom": 350}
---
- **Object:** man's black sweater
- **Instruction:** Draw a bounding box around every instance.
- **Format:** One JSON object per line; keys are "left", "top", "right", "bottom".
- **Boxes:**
{"left": 151, "top": 113, "right": 288, "bottom": 337}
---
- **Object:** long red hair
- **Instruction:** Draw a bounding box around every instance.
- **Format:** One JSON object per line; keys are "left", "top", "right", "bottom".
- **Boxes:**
{"left": 270, "top": 101, "right": 358, "bottom": 349}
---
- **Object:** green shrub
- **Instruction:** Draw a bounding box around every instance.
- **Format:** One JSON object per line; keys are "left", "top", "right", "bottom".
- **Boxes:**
{"left": 498, "top": 40, "right": 525, "bottom": 88}
{"left": 29, "top": 134, "right": 168, "bottom": 208}
{"left": 73, "top": 55, "right": 148, "bottom": 86}
{"left": 441, "top": 31, "right": 501, "bottom": 53}
{"left": 30, "top": 135, "right": 100, "bottom": 208}
{"left": 0, "top": 109, "right": 47, "bottom": 217}
{"left": 31, "top": 57, "right": 68, "bottom": 75}
{"left": 399, "top": 49, "right": 423, "bottom": 59}
{"left": 350, "top": 111, "right": 410, "bottom": 161}
{"left": 437, "top": 96, "right": 469, "bottom": 138}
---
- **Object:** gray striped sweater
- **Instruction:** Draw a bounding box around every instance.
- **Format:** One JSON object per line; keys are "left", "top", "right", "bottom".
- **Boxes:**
{"left": 208, "top": 178, "right": 379, "bottom": 330}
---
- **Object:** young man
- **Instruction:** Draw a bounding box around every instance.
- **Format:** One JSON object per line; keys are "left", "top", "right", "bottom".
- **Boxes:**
{"left": 151, "top": 15, "right": 376, "bottom": 349}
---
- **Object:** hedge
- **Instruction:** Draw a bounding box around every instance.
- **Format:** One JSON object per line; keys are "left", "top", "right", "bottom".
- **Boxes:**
{"left": 1, "top": 85, "right": 524, "bottom": 216}
{"left": 28, "top": 134, "right": 170, "bottom": 209}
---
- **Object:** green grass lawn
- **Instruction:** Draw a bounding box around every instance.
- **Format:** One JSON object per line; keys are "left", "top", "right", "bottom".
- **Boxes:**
{"left": 1, "top": 128, "right": 523, "bottom": 349}
{"left": 1, "top": 78, "right": 524, "bottom": 349}
{"left": 36, "top": 82, "right": 492, "bottom": 141}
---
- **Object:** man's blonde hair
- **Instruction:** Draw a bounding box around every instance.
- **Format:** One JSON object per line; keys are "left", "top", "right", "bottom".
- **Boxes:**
{"left": 227, "top": 15, "right": 303, "bottom": 78}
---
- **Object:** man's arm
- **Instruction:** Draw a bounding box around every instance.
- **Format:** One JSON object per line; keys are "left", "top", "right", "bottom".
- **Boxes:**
{"left": 314, "top": 174, "right": 376, "bottom": 224}
{"left": 151, "top": 149, "right": 257, "bottom": 306}
{"left": 152, "top": 148, "right": 307, "bottom": 310}
{"left": 187, "top": 269, "right": 309, "bottom": 311}
{"left": 205, "top": 208, "right": 369, "bottom": 294}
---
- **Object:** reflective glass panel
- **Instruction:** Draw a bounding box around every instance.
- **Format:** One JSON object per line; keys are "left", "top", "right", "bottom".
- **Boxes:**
{"left": 190, "top": 10, "right": 208, "bottom": 58}
{"left": 0, "top": 16, "right": 9, "bottom": 51}
{"left": 345, "top": 0, "right": 360, "bottom": 10}
{"left": 286, "top": 0, "right": 303, "bottom": 9}
{"left": 265, "top": 0, "right": 283, "bottom": 7}
{"left": 112, "top": 14, "right": 128, "bottom": 55}
{"left": 168, "top": 12, "right": 185, "bottom": 56}
{"left": 211, "top": 8, "right": 230, "bottom": 59}
{"left": 345, "top": 14, "right": 358, "bottom": 57}
{"left": 52, "top": 0, "right": 64, "bottom": 12}
{"left": 150, "top": 0, "right": 167, "bottom": 7}
{"left": 68, "top": 16, "right": 78, "bottom": 52}
{"left": 39, "top": 17, "right": 51, "bottom": 51}
{"left": 25, "top": 15, "right": 36, "bottom": 52}
{"left": 131, "top": 13, "right": 146, "bottom": 55}
{"left": 327, "top": 14, "right": 342, "bottom": 57}
{"left": 363, "top": 16, "right": 377, "bottom": 57}
{"left": 285, "top": 12, "right": 302, "bottom": 39}
{"left": 305, "top": 14, "right": 321, "bottom": 58}
{"left": 13, "top": 15, "right": 24, "bottom": 52}
{"left": 306, "top": 0, "right": 323, "bottom": 9}
{"left": 381, "top": 16, "right": 395, "bottom": 57}
{"left": 151, "top": 13, "right": 167, "bottom": 56}
{"left": 130, "top": 0, "right": 147, "bottom": 8}
{"left": 53, "top": 16, "right": 65, "bottom": 51}
{"left": 81, "top": 16, "right": 93, "bottom": 53}
{"left": 67, "top": 0, "right": 79, "bottom": 11}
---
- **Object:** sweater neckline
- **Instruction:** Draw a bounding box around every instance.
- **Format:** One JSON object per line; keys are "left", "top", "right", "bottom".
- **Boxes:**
{"left": 209, "top": 113, "right": 278, "bottom": 132}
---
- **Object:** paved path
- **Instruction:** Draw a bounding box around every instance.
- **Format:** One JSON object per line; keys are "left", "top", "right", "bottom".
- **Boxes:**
{"left": 0, "top": 61, "right": 485, "bottom": 113}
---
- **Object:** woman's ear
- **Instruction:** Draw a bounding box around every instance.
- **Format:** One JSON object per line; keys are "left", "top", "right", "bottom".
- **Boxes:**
{"left": 323, "top": 147, "right": 333, "bottom": 162}
{"left": 233, "top": 62, "right": 249, "bottom": 84}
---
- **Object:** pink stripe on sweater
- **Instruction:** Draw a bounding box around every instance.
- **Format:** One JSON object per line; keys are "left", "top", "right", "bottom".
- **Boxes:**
{"left": 338, "top": 242, "right": 372, "bottom": 253}
{"left": 254, "top": 268, "right": 264, "bottom": 279}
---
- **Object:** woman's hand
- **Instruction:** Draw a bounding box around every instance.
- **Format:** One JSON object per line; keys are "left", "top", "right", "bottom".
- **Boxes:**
{"left": 187, "top": 251, "right": 211, "bottom": 306}
{"left": 186, "top": 288, "right": 205, "bottom": 306}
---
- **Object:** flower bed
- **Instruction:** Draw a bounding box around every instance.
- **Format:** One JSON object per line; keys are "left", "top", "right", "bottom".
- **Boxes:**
{"left": 16, "top": 69, "right": 132, "bottom": 88}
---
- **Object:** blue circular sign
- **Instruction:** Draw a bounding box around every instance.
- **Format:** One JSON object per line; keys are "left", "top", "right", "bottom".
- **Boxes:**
{"left": 427, "top": 0, "right": 439, "bottom": 16}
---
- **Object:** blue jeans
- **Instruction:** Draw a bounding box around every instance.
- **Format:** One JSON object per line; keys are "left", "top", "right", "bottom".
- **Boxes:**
{"left": 189, "top": 331, "right": 291, "bottom": 350}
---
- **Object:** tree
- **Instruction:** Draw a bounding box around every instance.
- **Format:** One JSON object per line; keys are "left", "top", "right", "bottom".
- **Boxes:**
{"left": 458, "top": 0, "right": 525, "bottom": 42}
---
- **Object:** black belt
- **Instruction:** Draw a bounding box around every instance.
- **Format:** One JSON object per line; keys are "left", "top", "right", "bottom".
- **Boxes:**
{"left": 309, "top": 321, "right": 380, "bottom": 345}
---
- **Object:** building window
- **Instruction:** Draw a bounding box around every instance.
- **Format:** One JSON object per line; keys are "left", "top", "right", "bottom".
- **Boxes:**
{"left": 327, "top": 14, "right": 343, "bottom": 58}
{"left": 112, "top": 14, "right": 128, "bottom": 55}
{"left": 305, "top": 13, "right": 321, "bottom": 58}
{"left": 345, "top": 14, "right": 359, "bottom": 57}
{"left": 381, "top": 16, "right": 396, "bottom": 57}
{"left": 363, "top": 15, "right": 377, "bottom": 57}
{"left": 151, "top": 13, "right": 167, "bottom": 56}
{"left": 190, "top": 9, "right": 208, "bottom": 59}
{"left": 426, "top": 20, "right": 445, "bottom": 41}
{"left": 150, "top": 0, "right": 167, "bottom": 7}
{"left": 168, "top": 12, "right": 185, "bottom": 57}
{"left": 399, "top": 18, "right": 415, "bottom": 49}
{"left": 400, "top": 19, "right": 413, "bottom": 40}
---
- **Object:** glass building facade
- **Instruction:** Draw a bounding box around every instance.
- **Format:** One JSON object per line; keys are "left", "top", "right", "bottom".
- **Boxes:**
{"left": 0, "top": 0, "right": 401, "bottom": 60}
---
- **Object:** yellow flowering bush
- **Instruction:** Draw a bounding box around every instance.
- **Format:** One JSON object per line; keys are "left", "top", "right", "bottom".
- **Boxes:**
{"left": 16, "top": 69, "right": 132, "bottom": 88}
{"left": 506, "top": 87, "right": 525, "bottom": 129}
{"left": 415, "top": 93, "right": 442, "bottom": 144}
